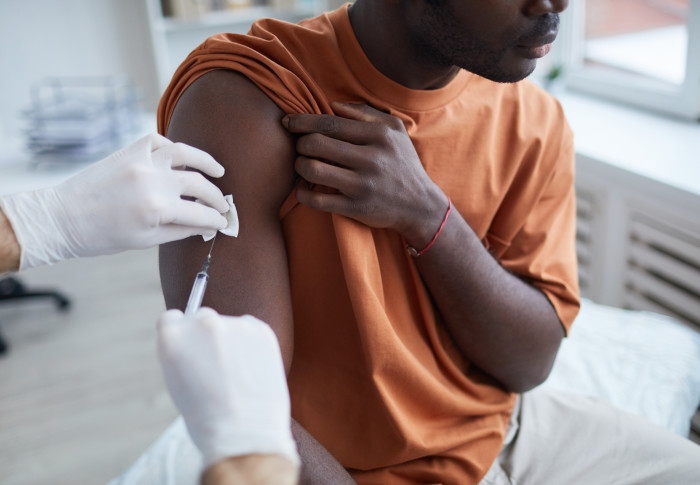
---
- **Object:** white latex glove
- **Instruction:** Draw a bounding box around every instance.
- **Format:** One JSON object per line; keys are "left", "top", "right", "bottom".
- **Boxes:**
{"left": 0, "top": 134, "right": 229, "bottom": 270}
{"left": 157, "top": 308, "right": 300, "bottom": 471}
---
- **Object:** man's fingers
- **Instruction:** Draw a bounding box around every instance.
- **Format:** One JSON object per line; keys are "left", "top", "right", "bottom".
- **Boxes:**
{"left": 295, "top": 185, "right": 355, "bottom": 217}
{"left": 156, "top": 142, "right": 226, "bottom": 178}
{"left": 295, "top": 132, "right": 368, "bottom": 169}
{"left": 331, "top": 102, "right": 388, "bottom": 123}
{"left": 295, "top": 156, "right": 358, "bottom": 193}
{"left": 283, "top": 112, "right": 373, "bottom": 143}
{"left": 175, "top": 171, "right": 230, "bottom": 213}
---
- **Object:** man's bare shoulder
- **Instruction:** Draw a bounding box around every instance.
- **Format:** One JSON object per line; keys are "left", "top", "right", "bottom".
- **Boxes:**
{"left": 167, "top": 69, "right": 297, "bottom": 210}
{"left": 159, "top": 69, "right": 297, "bottom": 355}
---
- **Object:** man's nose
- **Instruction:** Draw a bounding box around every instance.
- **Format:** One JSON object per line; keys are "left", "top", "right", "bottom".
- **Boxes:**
{"left": 524, "top": 0, "right": 569, "bottom": 17}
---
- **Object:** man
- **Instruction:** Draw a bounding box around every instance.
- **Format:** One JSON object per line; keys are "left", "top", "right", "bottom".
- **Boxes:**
{"left": 158, "top": 1, "right": 700, "bottom": 483}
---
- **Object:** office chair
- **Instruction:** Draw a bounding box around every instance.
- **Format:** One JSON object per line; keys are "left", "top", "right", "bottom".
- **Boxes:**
{"left": 0, "top": 277, "right": 71, "bottom": 355}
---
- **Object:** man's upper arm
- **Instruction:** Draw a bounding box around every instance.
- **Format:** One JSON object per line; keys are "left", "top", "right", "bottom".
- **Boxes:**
{"left": 159, "top": 69, "right": 297, "bottom": 370}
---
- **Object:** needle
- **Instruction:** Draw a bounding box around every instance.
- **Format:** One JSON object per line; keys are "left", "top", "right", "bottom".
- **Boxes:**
{"left": 184, "top": 235, "right": 216, "bottom": 316}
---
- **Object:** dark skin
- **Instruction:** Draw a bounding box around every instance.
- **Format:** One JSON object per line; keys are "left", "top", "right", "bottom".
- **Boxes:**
{"left": 161, "top": 0, "right": 570, "bottom": 482}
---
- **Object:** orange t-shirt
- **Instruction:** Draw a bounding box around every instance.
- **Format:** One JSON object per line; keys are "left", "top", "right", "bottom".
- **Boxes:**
{"left": 159, "top": 6, "right": 580, "bottom": 484}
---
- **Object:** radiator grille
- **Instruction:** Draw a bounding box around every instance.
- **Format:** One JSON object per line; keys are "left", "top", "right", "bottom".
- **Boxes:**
{"left": 624, "top": 212, "right": 700, "bottom": 330}
{"left": 575, "top": 190, "right": 596, "bottom": 296}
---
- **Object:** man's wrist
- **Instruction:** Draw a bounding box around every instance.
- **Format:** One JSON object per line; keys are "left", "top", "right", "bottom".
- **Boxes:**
{"left": 201, "top": 453, "right": 300, "bottom": 485}
{"left": 406, "top": 197, "right": 452, "bottom": 257}
{"left": 0, "top": 207, "right": 21, "bottom": 273}
{"left": 401, "top": 187, "right": 451, "bottom": 253}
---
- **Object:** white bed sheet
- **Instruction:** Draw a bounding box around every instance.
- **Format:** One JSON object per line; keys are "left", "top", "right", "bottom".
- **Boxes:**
{"left": 542, "top": 298, "right": 700, "bottom": 437}
{"left": 109, "top": 299, "right": 700, "bottom": 485}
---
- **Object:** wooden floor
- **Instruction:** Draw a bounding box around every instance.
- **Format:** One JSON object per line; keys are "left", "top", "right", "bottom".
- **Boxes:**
{"left": 0, "top": 248, "right": 178, "bottom": 485}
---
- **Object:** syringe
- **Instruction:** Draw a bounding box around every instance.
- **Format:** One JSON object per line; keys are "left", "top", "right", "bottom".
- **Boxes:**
{"left": 184, "top": 236, "right": 216, "bottom": 316}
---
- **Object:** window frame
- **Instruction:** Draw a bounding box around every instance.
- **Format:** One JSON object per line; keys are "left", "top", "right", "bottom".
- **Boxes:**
{"left": 552, "top": 0, "right": 700, "bottom": 121}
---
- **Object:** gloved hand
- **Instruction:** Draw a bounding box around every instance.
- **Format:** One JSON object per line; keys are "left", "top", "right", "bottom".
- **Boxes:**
{"left": 156, "top": 308, "right": 300, "bottom": 471}
{"left": 0, "top": 134, "right": 229, "bottom": 270}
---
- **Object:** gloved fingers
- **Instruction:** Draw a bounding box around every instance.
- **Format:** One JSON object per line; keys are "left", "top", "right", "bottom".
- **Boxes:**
{"left": 193, "top": 307, "right": 220, "bottom": 320}
{"left": 158, "top": 308, "right": 220, "bottom": 348}
{"left": 234, "top": 314, "right": 269, "bottom": 327}
{"left": 161, "top": 199, "right": 229, "bottom": 231}
{"left": 194, "top": 307, "right": 227, "bottom": 336}
{"left": 231, "top": 315, "right": 280, "bottom": 343}
{"left": 145, "top": 222, "right": 218, "bottom": 248}
{"left": 157, "top": 308, "right": 185, "bottom": 331}
{"left": 157, "top": 309, "right": 187, "bottom": 356}
{"left": 156, "top": 308, "right": 221, "bottom": 356}
{"left": 107, "top": 134, "right": 170, "bottom": 165}
{"left": 218, "top": 314, "right": 283, "bottom": 358}
{"left": 174, "top": 171, "right": 230, "bottom": 213}
{"left": 142, "top": 133, "right": 172, "bottom": 152}
{"left": 154, "top": 141, "right": 225, "bottom": 179}
{"left": 157, "top": 307, "right": 219, "bottom": 330}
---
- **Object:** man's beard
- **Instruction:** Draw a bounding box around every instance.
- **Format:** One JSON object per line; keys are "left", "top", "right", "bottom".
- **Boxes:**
{"left": 410, "top": 3, "right": 558, "bottom": 84}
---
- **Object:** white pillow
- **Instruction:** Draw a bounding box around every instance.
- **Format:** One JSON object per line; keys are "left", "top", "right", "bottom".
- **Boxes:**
{"left": 543, "top": 298, "right": 700, "bottom": 437}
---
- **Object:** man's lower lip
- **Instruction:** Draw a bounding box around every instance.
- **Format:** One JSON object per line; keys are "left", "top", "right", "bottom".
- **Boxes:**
{"left": 516, "top": 43, "right": 552, "bottom": 59}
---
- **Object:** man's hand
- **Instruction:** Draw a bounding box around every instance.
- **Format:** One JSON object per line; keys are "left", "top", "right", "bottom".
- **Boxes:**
{"left": 283, "top": 102, "right": 448, "bottom": 251}
{"left": 0, "top": 134, "right": 229, "bottom": 270}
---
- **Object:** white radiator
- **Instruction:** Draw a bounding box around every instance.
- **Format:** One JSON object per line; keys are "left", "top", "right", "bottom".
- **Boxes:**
{"left": 624, "top": 212, "right": 700, "bottom": 330}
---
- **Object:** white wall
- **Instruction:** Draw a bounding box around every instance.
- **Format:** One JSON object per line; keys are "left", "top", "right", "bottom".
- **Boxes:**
{"left": 0, "top": 0, "right": 159, "bottom": 142}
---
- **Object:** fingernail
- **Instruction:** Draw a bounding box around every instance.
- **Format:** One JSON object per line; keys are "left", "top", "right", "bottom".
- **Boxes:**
{"left": 281, "top": 115, "right": 290, "bottom": 129}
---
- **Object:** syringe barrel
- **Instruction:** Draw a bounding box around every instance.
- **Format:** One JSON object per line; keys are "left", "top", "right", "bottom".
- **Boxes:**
{"left": 184, "top": 271, "right": 208, "bottom": 316}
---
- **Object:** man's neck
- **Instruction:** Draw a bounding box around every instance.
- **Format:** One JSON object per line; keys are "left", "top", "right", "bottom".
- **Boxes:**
{"left": 348, "top": 0, "right": 460, "bottom": 91}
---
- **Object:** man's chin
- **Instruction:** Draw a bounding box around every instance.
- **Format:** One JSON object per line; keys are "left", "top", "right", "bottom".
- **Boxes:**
{"left": 465, "top": 59, "right": 538, "bottom": 84}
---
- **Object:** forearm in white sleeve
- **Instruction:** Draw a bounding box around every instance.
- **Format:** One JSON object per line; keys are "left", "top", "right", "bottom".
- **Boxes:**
{"left": 0, "top": 134, "right": 229, "bottom": 270}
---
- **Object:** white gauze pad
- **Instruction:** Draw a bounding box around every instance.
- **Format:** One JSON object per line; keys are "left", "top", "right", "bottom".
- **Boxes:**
{"left": 203, "top": 194, "right": 239, "bottom": 241}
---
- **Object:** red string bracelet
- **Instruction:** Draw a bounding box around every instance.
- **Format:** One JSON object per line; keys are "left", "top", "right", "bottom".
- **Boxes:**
{"left": 407, "top": 197, "right": 452, "bottom": 257}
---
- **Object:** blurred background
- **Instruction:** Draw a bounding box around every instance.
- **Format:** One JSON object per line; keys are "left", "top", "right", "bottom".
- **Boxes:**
{"left": 0, "top": 1, "right": 698, "bottom": 484}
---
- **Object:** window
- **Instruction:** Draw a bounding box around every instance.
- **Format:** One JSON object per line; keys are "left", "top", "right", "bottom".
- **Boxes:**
{"left": 547, "top": 0, "right": 700, "bottom": 121}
